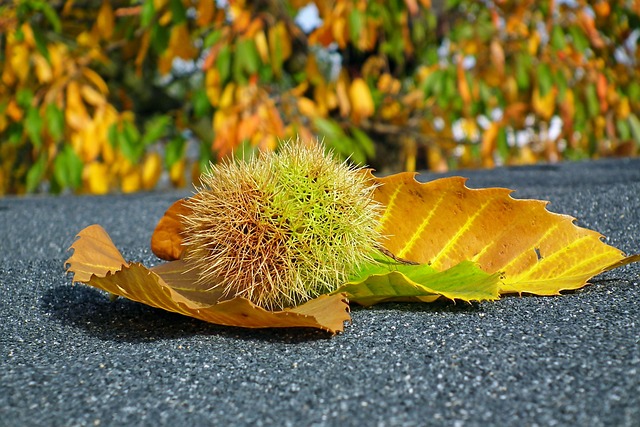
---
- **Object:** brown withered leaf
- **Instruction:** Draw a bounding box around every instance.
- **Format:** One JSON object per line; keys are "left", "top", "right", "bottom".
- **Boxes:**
{"left": 67, "top": 225, "right": 350, "bottom": 334}
{"left": 371, "top": 172, "right": 640, "bottom": 295}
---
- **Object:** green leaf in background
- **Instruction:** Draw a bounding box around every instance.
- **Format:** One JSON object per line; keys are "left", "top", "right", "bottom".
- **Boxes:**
{"left": 192, "top": 89, "right": 211, "bottom": 118}
{"left": 53, "top": 145, "right": 83, "bottom": 191}
{"left": 550, "top": 25, "right": 566, "bottom": 51}
{"left": 628, "top": 114, "right": 640, "bottom": 145}
{"left": 348, "top": 8, "right": 364, "bottom": 46}
{"left": 31, "top": 27, "right": 50, "bottom": 62}
{"left": 26, "top": 153, "right": 47, "bottom": 193}
{"left": 141, "top": 115, "right": 170, "bottom": 146}
{"left": 350, "top": 127, "right": 375, "bottom": 159}
{"left": 25, "top": 106, "right": 43, "bottom": 148}
{"left": 165, "top": 136, "right": 185, "bottom": 168}
{"left": 169, "top": 0, "right": 187, "bottom": 24}
{"left": 585, "top": 84, "right": 599, "bottom": 118}
{"left": 16, "top": 88, "right": 34, "bottom": 109}
{"left": 141, "top": 0, "right": 155, "bottom": 27}
{"left": 45, "top": 103, "right": 64, "bottom": 140}
{"left": 237, "top": 38, "right": 260, "bottom": 75}
{"left": 536, "top": 63, "right": 553, "bottom": 96}
{"left": 336, "top": 255, "right": 500, "bottom": 306}
{"left": 216, "top": 45, "right": 232, "bottom": 83}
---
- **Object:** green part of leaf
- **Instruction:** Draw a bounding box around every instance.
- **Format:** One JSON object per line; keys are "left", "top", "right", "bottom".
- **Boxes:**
{"left": 337, "top": 255, "right": 500, "bottom": 306}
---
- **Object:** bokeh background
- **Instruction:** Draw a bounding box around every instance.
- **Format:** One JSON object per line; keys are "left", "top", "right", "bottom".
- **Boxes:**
{"left": 1, "top": 0, "right": 639, "bottom": 195}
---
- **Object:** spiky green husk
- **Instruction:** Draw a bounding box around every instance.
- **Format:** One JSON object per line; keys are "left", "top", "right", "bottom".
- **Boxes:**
{"left": 181, "top": 140, "right": 381, "bottom": 310}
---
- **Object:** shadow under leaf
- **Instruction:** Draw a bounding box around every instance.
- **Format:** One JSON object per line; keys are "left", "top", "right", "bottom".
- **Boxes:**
{"left": 41, "top": 284, "right": 335, "bottom": 344}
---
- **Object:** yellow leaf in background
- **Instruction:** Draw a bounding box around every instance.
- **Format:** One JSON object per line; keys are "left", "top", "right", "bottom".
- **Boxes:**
{"left": 490, "top": 39, "right": 505, "bottom": 77}
{"left": 457, "top": 58, "right": 471, "bottom": 105}
{"left": 48, "top": 44, "right": 66, "bottom": 80}
{"left": 84, "top": 162, "right": 110, "bottom": 194}
{"left": 82, "top": 68, "right": 109, "bottom": 94}
{"left": 254, "top": 30, "right": 269, "bottom": 63}
{"left": 331, "top": 17, "right": 348, "bottom": 48}
{"left": 170, "top": 158, "right": 186, "bottom": 187}
{"left": 96, "top": 1, "right": 114, "bottom": 39}
{"left": 297, "top": 97, "right": 318, "bottom": 117}
{"left": 141, "top": 153, "right": 162, "bottom": 190}
{"left": 481, "top": 122, "right": 499, "bottom": 166}
{"left": 205, "top": 68, "right": 221, "bottom": 106}
{"left": 33, "top": 54, "right": 53, "bottom": 83}
{"left": 66, "top": 81, "right": 91, "bottom": 130}
{"left": 121, "top": 168, "right": 141, "bottom": 193}
{"left": 153, "top": 0, "right": 168, "bottom": 10}
{"left": 135, "top": 31, "right": 151, "bottom": 74}
{"left": 159, "top": 11, "right": 172, "bottom": 26}
{"left": 617, "top": 97, "right": 630, "bottom": 119}
{"left": 532, "top": 86, "right": 556, "bottom": 121}
{"left": 78, "top": 121, "right": 102, "bottom": 161}
{"left": 10, "top": 44, "right": 30, "bottom": 83}
{"left": 268, "top": 22, "right": 291, "bottom": 62}
{"left": 169, "top": 24, "right": 197, "bottom": 59}
{"left": 219, "top": 83, "right": 236, "bottom": 109}
{"left": 528, "top": 30, "right": 541, "bottom": 55}
{"left": 380, "top": 101, "right": 401, "bottom": 121}
{"left": 80, "top": 84, "right": 106, "bottom": 106}
{"left": 336, "top": 71, "right": 351, "bottom": 117}
{"left": 349, "top": 78, "right": 375, "bottom": 122}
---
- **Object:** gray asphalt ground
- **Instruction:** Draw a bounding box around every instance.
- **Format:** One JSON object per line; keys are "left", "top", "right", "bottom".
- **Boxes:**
{"left": 1, "top": 158, "right": 639, "bottom": 427}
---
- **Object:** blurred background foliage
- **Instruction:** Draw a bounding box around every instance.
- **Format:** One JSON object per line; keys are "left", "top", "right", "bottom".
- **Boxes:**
{"left": 1, "top": 0, "right": 639, "bottom": 195}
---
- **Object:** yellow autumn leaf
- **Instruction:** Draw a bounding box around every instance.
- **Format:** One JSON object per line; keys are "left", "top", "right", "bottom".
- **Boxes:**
{"left": 371, "top": 172, "right": 640, "bottom": 295}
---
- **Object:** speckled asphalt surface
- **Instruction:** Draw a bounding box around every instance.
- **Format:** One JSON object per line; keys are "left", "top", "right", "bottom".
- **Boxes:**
{"left": 1, "top": 158, "right": 639, "bottom": 427}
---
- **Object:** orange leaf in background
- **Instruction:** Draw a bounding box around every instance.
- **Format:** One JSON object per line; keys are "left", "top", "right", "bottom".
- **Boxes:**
{"left": 456, "top": 58, "right": 471, "bottom": 105}
{"left": 66, "top": 225, "right": 350, "bottom": 333}
{"left": 371, "top": 172, "right": 640, "bottom": 295}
